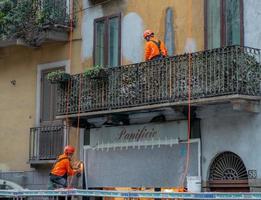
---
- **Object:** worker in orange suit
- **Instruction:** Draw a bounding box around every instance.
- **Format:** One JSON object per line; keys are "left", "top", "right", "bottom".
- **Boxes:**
{"left": 144, "top": 29, "right": 168, "bottom": 61}
{"left": 48, "top": 145, "right": 81, "bottom": 189}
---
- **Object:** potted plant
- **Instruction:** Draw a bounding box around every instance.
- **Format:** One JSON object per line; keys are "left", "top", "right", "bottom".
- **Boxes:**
{"left": 83, "top": 65, "right": 108, "bottom": 79}
{"left": 47, "top": 70, "right": 70, "bottom": 84}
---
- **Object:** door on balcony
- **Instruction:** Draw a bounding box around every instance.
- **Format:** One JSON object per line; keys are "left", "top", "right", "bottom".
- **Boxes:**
{"left": 39, "top": 68, "right": 65, "bottom": 160}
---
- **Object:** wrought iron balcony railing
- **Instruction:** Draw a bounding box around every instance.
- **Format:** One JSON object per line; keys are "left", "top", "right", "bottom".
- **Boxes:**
{"left": 56, "top": 46, "right": 261, "bottom": 116}
{"left": 29, "top": 125, "right": 66, "bottom": 163}
{"left": 0, "top": 0, "right": 72, "bottom": 47}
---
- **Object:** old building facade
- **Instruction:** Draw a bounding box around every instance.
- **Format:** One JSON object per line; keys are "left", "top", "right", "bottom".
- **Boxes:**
{"left": 0, "top": 0, "right": 260, "bottom": 192}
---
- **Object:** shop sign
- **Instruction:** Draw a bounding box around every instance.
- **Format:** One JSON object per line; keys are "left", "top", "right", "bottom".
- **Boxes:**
{"left": 90, "top": 120, "right": 188, "bottom": 145}
{"left": 117, "top": 126, "right": 158, "bottom": 141}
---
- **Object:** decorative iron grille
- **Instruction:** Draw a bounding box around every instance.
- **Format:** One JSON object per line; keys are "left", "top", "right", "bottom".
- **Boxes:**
{"left": 56, "top": 46, "right": 261, "bottom": 115}
{"left": 29, "top": 125, "right": 66, "bottom": 161}
{"left": 209, "top": 151, "right": 248, "bottom": 180}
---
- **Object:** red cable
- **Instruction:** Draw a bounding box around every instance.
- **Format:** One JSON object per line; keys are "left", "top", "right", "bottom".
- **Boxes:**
{"left": 179, "top": 52, "right": 192, "bottom": 188}
{"left": 76, "top": 73, "right": 83, "bottom": 137}
{"left": 179, "top": 0, "right": 192, "bottom": 188}
{"left": 65, "top": 0, "right": 74, "bottom": 126}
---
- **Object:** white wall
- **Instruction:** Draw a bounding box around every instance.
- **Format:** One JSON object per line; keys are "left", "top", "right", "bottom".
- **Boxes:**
{"left": 122, "top": 12, "right": 143, "bottom": 63}
{"left": 81, "top": 1, "right": 103, "bottom": 61}
{"left": 199, "top": 104, "right": 261, "bottom": 181}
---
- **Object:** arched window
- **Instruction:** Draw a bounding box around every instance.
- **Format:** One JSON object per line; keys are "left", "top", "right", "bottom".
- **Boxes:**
{"left": 209, "top": 151, "right": 248, "bottom": 180}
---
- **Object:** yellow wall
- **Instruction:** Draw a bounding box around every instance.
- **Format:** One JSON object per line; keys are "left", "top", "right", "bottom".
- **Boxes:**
{"left": 0, "top": 0, "right": 84, "bottom": 171}
{"left": 126, "top": 0, "right": 204, "bottom": 54}
{"left": 0, "top": 32, "right": 82, "bottom": 172}
{"left": 82, "top": 0, "right": 204, "bottom": 67}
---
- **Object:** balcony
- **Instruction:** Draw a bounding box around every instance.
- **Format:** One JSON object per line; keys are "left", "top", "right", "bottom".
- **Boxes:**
{"left": 56, "top": 46, "right": 261, "bottom": 118}
{"left": 0, "top": 0, "right": 72, "bottom": 47}
{"left": 29, "top": 125, "right": 66, "bottom": 165}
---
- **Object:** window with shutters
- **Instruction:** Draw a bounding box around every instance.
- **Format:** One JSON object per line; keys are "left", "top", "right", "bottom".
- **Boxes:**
{"left": 40, "top": 68, "right": 63, "bottom": 124}
{"left": 94, "top": 14, "right": 121, "bottom": 67}
{"left": 205, "top": 0, "right": 243, "bottom": 49}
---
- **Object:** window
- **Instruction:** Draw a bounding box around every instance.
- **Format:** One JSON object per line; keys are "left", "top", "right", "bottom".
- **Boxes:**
{"left": 40, "top": 67, "right": 64, "bottom": 124}
{"left": 36, "top": 67, "right": 65, "bottom": 161}
{"left": 205, "top": 0, "right": 243, "bottom": 49}
{"left": 94, "top": 14, "right": 121, "bottom": 67}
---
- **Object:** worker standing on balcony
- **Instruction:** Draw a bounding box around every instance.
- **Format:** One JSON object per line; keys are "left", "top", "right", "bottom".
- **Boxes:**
{"left": 48, "top": 145, "right": 81, "bottom": 189}
{"left": 144, "top": 30, "right": 168, "bottom": 61}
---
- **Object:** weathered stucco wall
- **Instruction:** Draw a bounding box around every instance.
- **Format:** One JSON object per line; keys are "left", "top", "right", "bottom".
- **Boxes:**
{"left": 81, "top": 0, "right": 204, "bottom": 67}
{"left": 0, "top": 46, "right": 36, "bottom": 171}
{"left": 199, "top": 104, "right": 261, "bottom": 184}
{"left": 0, "top": 43, "right": 81, "bottom": 171}
{"left": 0, "top": 0, "right": 83, "bottom": 172}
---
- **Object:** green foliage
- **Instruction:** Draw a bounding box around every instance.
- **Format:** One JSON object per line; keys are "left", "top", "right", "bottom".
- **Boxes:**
{"left": 47, "top": 70, "right": 70, "bottom": 84}
{"left": 0, "top": 0, "right": 74, "bottom": 46}
{"left": 83, "top": 65, "right": 108, "bottom": 78}
{"left": 35, "top": 0, "right": 70, "bottom": 26}
{"left": 0, "top": 0, "right": 16, "bottom": 40}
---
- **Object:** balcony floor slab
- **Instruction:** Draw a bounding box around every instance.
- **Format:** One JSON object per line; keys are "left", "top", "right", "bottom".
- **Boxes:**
{"left": 56, "top": 94, "right": 261, "bottom": 119}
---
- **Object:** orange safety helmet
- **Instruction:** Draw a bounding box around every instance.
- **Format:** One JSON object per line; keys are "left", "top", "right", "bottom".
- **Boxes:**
{"left": 64, "top": 145, "right": 75, "bottom": 154}
{"left": 143, "top": 29, "right": 154, "bottom": 39}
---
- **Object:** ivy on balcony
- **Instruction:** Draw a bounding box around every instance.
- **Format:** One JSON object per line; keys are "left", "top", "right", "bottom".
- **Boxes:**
{"left": 56, "top": 46, "right": 261, "bottom": 116}
{"left": 0, "top": 0, "right": 72, "bottom": 47}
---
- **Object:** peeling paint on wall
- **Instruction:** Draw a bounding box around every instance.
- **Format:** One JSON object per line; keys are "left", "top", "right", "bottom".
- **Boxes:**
{"left": 184, "top": 37, "right": 196, "bottom": 53}
{"left": 165, "top": 7, "right": 174, "bottom": 56}
{"left": 81, "top": 1, "right": 103, "bottom": 61}
{"left": 122, "top": 12, "right": 144, "bottom": 63}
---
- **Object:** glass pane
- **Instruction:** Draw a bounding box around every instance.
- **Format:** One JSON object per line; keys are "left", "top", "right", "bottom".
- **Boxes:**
{"left": 225, "top": 0, "right": 240, "bottom": 45}
{"left": 95, "top": 21, "right": 105, "bottom": 66}
{"left": 108, "top": 17, "right": 119, "bottom": 67}
{"left": 207, "top": 0, "right": 221, "bottom": 49}
{"left": 41, "top": 69, "right": 62, "bottom": 122}
{"left": 52, "top": 84, "right": 58, "bottom": 120}
{"left": 42, "top": 72, "right": 52, "bottom": 121}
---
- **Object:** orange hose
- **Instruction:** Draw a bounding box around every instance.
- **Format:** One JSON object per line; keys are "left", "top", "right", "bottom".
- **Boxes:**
{"left": 76, "top": 73, "right": 83, "bottom": 148}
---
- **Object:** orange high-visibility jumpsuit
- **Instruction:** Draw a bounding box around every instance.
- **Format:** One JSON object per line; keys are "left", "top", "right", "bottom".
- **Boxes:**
{"left": 144, "top": 37, "right": 168, "bottom": 61}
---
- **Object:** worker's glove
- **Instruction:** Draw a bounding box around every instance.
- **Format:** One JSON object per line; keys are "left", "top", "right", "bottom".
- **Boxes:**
{"left": 74, "top": 165, "right": 83, "bottom": 177}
